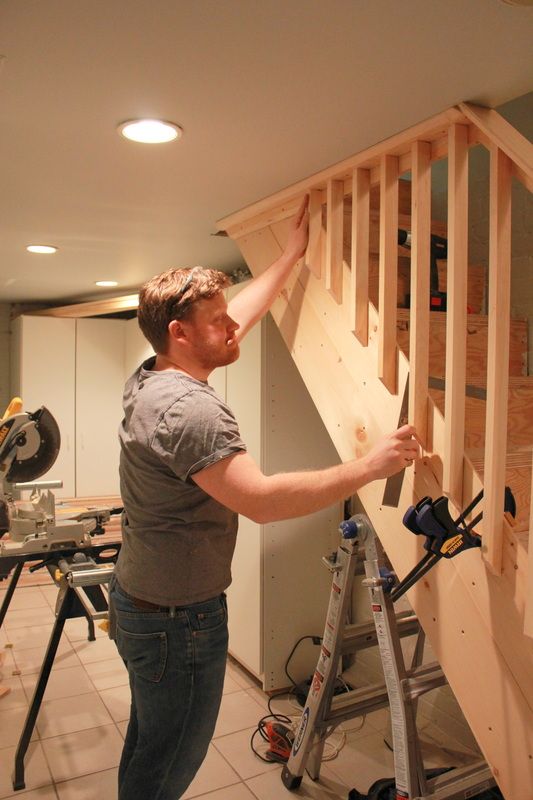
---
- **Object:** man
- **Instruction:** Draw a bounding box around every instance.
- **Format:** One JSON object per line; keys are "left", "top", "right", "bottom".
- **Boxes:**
{"left": 110, "top": 198, "right": 419, "bottom": 800}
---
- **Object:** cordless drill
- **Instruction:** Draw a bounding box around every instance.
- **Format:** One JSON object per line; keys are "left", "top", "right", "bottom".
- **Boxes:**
{"left": 399, "top": 229, "right": 448, "bottom": 311}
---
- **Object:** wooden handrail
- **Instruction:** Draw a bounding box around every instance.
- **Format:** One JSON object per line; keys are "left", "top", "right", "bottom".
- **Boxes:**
{"left": 217, "top": 107, "right": 465, "bottom": 238}
{"left": 459, "top": 102, "right": 533, "bottom": 192}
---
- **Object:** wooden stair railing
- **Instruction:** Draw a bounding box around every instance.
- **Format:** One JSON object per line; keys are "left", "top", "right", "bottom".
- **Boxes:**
{"left": 218, "top": 101, "right": 533, "bottom": 582}
{"left": 217, "top": 104, "right": 533, "bottom": 798}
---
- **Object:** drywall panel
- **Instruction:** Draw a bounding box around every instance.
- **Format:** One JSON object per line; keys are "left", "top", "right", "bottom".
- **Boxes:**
{"left": 75, "top": 319, "right": 125, "bottom": 497}
{"left": 11, "top": 316, "right": 76, "bottom": 497}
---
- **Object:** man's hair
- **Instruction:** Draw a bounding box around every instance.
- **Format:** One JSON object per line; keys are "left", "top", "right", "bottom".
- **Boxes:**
{"left": 137, "top": 266, "right": 231, "bottom": 354}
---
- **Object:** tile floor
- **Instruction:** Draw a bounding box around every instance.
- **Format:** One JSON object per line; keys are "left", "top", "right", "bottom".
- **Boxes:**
{"left": 0, "top": 581, "right": 479, "bottom": 800}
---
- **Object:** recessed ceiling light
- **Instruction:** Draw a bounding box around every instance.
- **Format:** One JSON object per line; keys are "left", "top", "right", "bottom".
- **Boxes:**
{"left": 118, "top": 119, "right": 182, "bottom": 144}
{"left": 95, "top": 280, "right": 119, "bottom": 287}
{"left": 27, "top": 244, "right": 58, "bottom": 254}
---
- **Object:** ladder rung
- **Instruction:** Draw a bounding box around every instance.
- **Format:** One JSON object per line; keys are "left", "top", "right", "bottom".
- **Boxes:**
{"left": 341, "top": 613, "right": 419, "bottom": 654}
{"left": 426, "top": 760, "right": 494, "bottom": 800}
{"left": 404, "top": 662, "right": 446, "bottom": 701}
{"left": 321, "top": 681, "right": 390, "bottom": 726}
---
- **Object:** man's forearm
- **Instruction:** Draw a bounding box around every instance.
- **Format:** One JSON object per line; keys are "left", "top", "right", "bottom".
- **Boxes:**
{"left": 229, "top": 250, "right": 298, "bottom": 340}
{"left": 192, "top": 425, "right": 419, "bottom": 524}
{"left": 250, "top": 459, "right": 375, "bottom": 523}
{"left": 228, "top": 197, "right": 309, "bottom": 340}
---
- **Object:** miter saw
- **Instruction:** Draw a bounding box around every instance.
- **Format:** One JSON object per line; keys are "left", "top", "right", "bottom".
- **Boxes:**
{"left": 0, "top": 397, "right": 122, "bottom": 579}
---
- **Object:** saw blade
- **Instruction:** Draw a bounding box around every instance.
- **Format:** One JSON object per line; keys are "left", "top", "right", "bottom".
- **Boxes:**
{"left": 6, "top": 407, "right": 61, "bottom": 483}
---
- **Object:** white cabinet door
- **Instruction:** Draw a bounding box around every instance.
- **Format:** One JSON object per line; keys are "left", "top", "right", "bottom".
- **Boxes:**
{"left": 10, "top": 316, "right": 76, "bottom": 497}
{"left": 75, "top": 319, "right": 126, "bottom": 497}
{"left": 225, "top": 314, "right": 263, "bottom": 677}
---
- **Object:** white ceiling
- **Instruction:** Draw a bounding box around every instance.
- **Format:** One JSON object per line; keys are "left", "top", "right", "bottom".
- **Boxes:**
{"left": 1, "top": 0, "right": 532, "bottom": 306}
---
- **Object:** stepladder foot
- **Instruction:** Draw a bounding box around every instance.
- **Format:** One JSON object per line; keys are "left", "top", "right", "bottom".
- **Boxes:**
{"left": 12, "top": 771, "right": 25, "bottom": 791}
{"left": 281, "top": 765, "right": 302, "bottom": 791}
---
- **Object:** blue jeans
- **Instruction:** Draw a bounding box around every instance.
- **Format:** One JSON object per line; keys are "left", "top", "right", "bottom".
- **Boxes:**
{"left": 109, "top": 578, "right": 228, "bottom": 800}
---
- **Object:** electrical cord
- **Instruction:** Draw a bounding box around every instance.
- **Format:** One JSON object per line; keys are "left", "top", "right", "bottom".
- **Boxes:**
{"left": 250, "top": 635, "right": 365, "bottom": 765}
{"left": 283, "top": 635, "right": 322, "bottom": 688}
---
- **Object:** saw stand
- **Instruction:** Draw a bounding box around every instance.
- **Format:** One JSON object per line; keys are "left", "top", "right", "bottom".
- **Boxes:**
{"left": 281, "top": 515, "right": 497, "bottom": 800}
{"left": 10, "top": 554, "right": 115, "bottom": 791}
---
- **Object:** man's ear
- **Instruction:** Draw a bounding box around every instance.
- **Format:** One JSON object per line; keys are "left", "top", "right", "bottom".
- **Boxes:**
{"left": 168, "top": 319, "right": 188, "bottom": 343}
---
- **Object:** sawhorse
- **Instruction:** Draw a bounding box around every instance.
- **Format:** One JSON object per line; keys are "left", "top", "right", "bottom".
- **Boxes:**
{"left": 8, "top": 553, "right": 117, "bottom": 791}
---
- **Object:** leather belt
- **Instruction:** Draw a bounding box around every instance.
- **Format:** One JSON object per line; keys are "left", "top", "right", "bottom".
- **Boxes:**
{"left": 115, "top": 581, "right": 173, "bottom": 612}
{"left": 130, "top": 596, "right": 172, "bottom": 612}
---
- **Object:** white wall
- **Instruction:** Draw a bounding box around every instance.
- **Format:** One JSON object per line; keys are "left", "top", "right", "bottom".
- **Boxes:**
{"left": 0, "top": 304, "right": 11, "bottom": 415}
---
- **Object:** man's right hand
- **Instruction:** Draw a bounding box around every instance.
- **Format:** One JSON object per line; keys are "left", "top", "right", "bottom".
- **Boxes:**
{"left": 361, "top": 424, "right": 420, "bottom": 481}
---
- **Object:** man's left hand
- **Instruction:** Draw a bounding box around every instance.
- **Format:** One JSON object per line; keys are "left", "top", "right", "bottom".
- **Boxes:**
{"left": 283, "top": 195, "right": 309, "bottom": 264}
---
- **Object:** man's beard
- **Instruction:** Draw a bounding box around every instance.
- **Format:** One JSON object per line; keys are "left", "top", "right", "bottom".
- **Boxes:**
{"left": 193, "top": 340, "right": 240, "bottom": 371}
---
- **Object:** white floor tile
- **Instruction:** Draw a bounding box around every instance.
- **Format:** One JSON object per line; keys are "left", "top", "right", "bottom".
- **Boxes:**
{"left": 55, "top": 767, "right": 118, "bottom": 799}
{"left": 12, "top": 642, "right": 81, "bottom": 676}
{"left": 82, "top": 657, "right": 128, "bottom": 692}
{"left": 245, "top": 764, "right": 346, "bottom": 799}
{"left": 39, "top": 585, "right": 60, "bottom": 608}
{"left": 0, "top": 742, "right": 53, "bottom": 799}
{"left": 222, "top": 671, "right": 242, "bottom": 695}
{"left": 322, "top": 730, "right": 395, "bottom": 795}
{"left": 40, "top": 724, "right": 123, "bottom": 784}
{"left": 0, "top": 646, "right": 16, "bottom": 674}
{"left": 0, "top": 675, "right": 27, "bottom": 711}
{"left": 115, "top": 720, "right": 128, "bottom": 739}
{"left": 0, "top": 705, "right": 38, "bottom": 749}
{"left": 3, "top": 624, "right": 55, "bottom": 651}
{"left": 0, "top": 587, "right": 49, "bottom": 612}
{"left": 186, "top": 784, "right": 256, "bottom": 800}
{"left": 226, "top": 657, "right": 259, "bottom": 690}
{"left": 36, "top": 692, "right": 113, "bottom": 739}
{"left": 213, "top": 726, "right": 280, "bottom": 780}
{"left": 70, "top": 636, "right": 119, "bottom": 665}
{"left": 3, "top": 607, "right": 56, "bottom": 631}
{"left": 213, "top": 689, "right": 266, "bottom": 738}
{"left": 182, "top": 743, "right": 240, "bottom": 799}
{"left": 98, "top": 684, "right": 131, "bottom": 723}
{"left": 3, "top": 787, "right": 58, "bottom": 800}
{"left": 62, "top": 619, "right": 106, "bottom": 644}
{"left": 21, "top": 666, "right": 94, "bottom": 704}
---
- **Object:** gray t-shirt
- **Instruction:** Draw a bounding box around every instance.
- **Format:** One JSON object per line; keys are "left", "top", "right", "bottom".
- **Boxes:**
{"left": 115, "top": 357, "right": 246, "bottom": 606}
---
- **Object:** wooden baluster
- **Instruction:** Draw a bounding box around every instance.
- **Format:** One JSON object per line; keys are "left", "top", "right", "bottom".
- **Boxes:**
{"left": 326, "top": 179, "right": 344, "bottom": 304}
{"left": 408, "top": 141, "right": 431, "bottom": 448}
{"left": 443, "top": 124, "right": 469, "bottom": 505}
{"left": 483, "top": 146, "right": 512, "bottom": 574}
{"left": 525, "top": 469, "right": 533, "bottom": 638}
{"left": 378, "top": 154, "right": 399, "bottom": 394}
{"left": 350, "top": 168, "right": 370, "bottom": 345}
{"left": 306, "top": 189, "right": 323, "bottom": 279}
